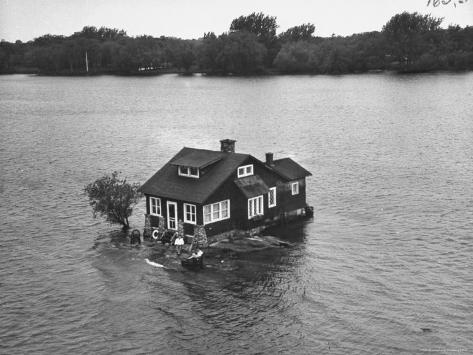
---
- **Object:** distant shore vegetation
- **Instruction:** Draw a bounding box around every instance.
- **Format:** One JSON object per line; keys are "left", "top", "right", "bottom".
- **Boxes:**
{"left": 1, "top": 12, "right": 472, "bottom": 76}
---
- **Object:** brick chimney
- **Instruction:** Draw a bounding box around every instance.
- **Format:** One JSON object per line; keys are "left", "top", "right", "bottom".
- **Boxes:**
{"left": 265, "top": 152, "right": 274, "bottom": 166}
{"left": 220, "top": 139, "right": 236, "bottom": 153}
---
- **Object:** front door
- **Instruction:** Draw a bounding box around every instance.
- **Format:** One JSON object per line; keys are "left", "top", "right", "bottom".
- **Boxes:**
{"left": 167, "top": 201, "right": 178, "bottom": 230}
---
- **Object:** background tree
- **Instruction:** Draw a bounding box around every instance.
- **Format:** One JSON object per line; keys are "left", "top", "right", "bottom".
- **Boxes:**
{"left": 230, "top": 12, "right": 278, "bottom": 39}
{"left": 279, "top": 23, "right": 316, "bottom": 42}
{"left": 273, "top": 41, "right": 315, "bottom": 73}
{"left": 382, "top": 12, "right": 443, "bottom": 67}
{"left": 218, "top": 31, "right": 267, "bottom": 74}
{"left": 84, "top": 171, "right": 142, "bottom": 230}
{"left": 230, "top": 12, "right": 279, "bottom": 67}
{"left": 174, "top": 41, "right": 196, "bottom": 73}
{"left": 196, "top": 32, "right": 220, "bottom": 74}
{"left": 1, "top": 13, "right": 472, "bottom": 76}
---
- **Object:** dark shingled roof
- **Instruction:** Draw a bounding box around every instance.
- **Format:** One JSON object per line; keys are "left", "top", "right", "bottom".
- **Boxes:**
{"left": 170, "top": 150, "right": 222, "bottom": 168}
{"left": 234, "top": 175, "right": 269, "bottom": 199}
{"left": 139, "top": 147, "right": 250, "bottom": 203}
{"left": 271, "top": 158, "right": 312, "bottom": 180}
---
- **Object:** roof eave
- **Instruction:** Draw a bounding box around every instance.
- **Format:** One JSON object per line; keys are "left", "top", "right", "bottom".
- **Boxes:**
{"left": 140, "top": 187, "right": 205, "bottom": 204}
{"left": 170, "top": 156, "right": 222, "bottom": 169}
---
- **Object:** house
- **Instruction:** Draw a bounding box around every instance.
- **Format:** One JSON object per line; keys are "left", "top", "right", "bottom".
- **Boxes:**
{"left": 139, "top": 139, "right": 312, "bottom": 246}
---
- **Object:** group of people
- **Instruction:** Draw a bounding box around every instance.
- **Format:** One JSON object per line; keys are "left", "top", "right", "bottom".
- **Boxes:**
{"left": 171, "top": 233, "right": 202, "bottom": 259}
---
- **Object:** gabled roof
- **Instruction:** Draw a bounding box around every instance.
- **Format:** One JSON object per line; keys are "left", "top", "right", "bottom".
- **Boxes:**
{"left": 270, "top": 158, "right": 312, "bottom": 180}
{"left": 139, "top": 147, "right": 250, "bottom": 203}
{"left": 234, "top": 175, "right": 269, "bottom": 199}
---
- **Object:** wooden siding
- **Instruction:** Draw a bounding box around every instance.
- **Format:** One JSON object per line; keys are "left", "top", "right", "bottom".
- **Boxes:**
{"left": 203, "top": 156, "right": 308, "bottom": 235}
{"left": 145, "top": 194, "right": 203, "bottom": 234}
{"left": 144, "top": 156, "right": 309, "bottom": 237}
{"left": 201, "top": 177, "right": 240, "bottom": 236}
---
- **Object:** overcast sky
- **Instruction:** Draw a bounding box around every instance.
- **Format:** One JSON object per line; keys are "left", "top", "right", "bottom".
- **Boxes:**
{"left": 1, "top": 0, "right": 472, "bottom": 42}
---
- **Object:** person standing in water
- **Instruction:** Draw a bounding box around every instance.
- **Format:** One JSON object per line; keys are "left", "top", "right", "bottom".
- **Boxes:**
{"left": 174, "top": 235, "right": 184, "bottom": 255}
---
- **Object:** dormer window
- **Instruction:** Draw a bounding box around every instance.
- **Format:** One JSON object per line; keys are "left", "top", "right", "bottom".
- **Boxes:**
{"left": 237, "top": 164, "right": 253, "bottom": 178}
{"left": 178, "top": 166, "right": 199, "bottom": 178}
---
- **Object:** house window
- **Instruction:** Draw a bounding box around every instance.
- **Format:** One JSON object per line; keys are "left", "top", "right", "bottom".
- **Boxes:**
{"left": 248, "top": 195, "right": 264, "bottom": 219}
{"left": 150, "top": 197, "right": 162, "bottom": 216}
{"left": 268, "top": 187, "right": 277, "bottom": 208}
{"left": 291, "top": 182, "right": 299, "bottom": 195}
{"left": 221, "top": 200, "right": 229, "bottom": 218}
{"left": 212, "top": 202, "right": 220, "bottom": 220}
{"left": 184, "top": 203, "right": 196, "bottom": 224}
{"left": 237, "top": 164, "right": 253, "bottom": 178}
{"left": 203, "top": 200, "right": 230, "bottom": 224}
{"left": 178, "top": 166, "right": 199, "bottom": 178}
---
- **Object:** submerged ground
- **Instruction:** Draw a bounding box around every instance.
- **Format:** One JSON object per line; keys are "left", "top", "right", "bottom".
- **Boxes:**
{"left": 1, "top": 73, "right": 472, "bottom": 354}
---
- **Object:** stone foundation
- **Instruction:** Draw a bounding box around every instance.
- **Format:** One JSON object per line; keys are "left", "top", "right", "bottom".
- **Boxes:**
{"left": 143, "top": 214, "right": 152, "bottom": 238}
{"left": 206, "top": 226, "right": 266, "bottom": 245}
{"left": 144, "top": 206, "right": 313, "bottom": 244}
{"left": 178, "top": 220, "right": 184, "bottom": 238}
{"left": 205, "top": 206, "right": 313, "bottom": 245}
{"left": 192, "top": 225, "right": 208, "bottom": 249}
{"left": 158, "top": 217, "right": 165, "bottom": 234}
{"left": 143, "top": 214, "right": 166, "bottom": 239}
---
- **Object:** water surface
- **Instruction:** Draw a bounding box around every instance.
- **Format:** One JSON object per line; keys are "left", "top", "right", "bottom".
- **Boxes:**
{"left": 1, "top": 73, "right": 472, "bottom": 354}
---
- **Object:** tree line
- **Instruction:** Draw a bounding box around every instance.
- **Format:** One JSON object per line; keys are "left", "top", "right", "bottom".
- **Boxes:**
{"left": 1, "top": 12, "right": 472, "bottom": 75}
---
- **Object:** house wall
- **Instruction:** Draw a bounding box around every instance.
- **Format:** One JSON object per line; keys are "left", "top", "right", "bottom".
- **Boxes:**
{"left": 200, "top": 176, "right": 241, "bottom": 236}
{"left": 239, "top": 177, "right": 307, "bottom": 231}
{"left": 145, "top": 156, "right": 309, "bottom": 238}
{"left": 145, "top": 194, "right": 202, "bottom": 235}
{"left": 202, "top": 156, "right": 308, "bottom": 236}
{"left": 277, "top": 178, "right": 307, "bottom": 213}
{"left": 201, "top": 156, "right": 261, "bottom": 236}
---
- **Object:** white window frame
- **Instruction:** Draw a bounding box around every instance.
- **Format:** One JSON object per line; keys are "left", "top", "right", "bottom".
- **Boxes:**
{"left": 203, "top": 199, "right": 230, "bottom": 225}
{"left": 268, "top": 187, "right": 277, "bottom": 208}
{"left": 248, "top": 195, "right": 264, "bottom": 219}
{"left": 167, "top": 201, "right": 178, "bottom": 230}
{"left": 149, "top": 197, "right": 162, "bottom": 216}
{"left": 221, "top": 200, "right": 229, "bottom": 220}
{"left": 178, "top": 166, "right": 199, "bottom": 178}
{"left": 237, "top": 164, "right": 254, "bottom": 178}
{"left": 183, "top": 203, "right": 197, "bottom": 224}
{"left": 291, "top": 182, "right": 299, "bottom": 195}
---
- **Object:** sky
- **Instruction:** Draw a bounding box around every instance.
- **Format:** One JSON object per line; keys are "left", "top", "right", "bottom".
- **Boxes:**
{"left": 1, "top": 0, "right": 472, "bottom": 42}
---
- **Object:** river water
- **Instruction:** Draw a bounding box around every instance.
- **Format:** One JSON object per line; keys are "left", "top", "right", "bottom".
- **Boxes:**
{"left": 1, "top": 73, "right": 472, "bottom": 354}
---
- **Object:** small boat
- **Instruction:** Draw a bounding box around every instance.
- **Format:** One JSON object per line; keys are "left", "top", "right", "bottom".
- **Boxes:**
{"left": 181, "top": 250, "right": 204, "bottom": 270}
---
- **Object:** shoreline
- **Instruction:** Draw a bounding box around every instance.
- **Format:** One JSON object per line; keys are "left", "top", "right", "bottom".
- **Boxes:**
{"left": 2, "top": 68, "right": 472, "bottom": 77}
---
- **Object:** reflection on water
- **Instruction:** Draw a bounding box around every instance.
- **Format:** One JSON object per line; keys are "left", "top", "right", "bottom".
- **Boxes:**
{"left": 1, "top": 73, "right": 473, "bottom": 354}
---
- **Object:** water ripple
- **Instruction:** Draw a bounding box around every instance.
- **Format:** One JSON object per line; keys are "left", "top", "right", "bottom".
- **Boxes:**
{"left": 1, "top": 73, "right": 473, "bottom": 354}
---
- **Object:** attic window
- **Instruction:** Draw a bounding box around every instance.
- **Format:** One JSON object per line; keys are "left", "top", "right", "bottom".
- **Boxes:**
{"left": 237, "top": 164, "right": 253, "bottom": 178}
{"left": 178, "top": 166, "right": 199, "bottom": 178}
